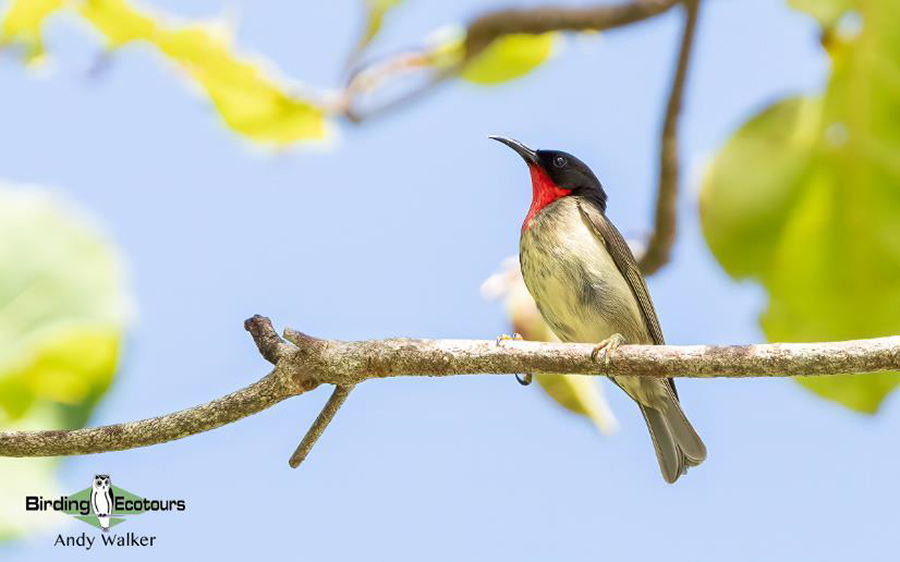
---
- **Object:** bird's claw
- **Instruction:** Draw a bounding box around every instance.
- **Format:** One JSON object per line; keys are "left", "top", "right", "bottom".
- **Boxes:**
{"left": 496, "top": 334, "right": 532, "bottom": 386}
{"left": 591, "top": 333, "right": 626, "bottom": 366}
{"left": 496, "top": 333, "right": 523, "bottom": 345}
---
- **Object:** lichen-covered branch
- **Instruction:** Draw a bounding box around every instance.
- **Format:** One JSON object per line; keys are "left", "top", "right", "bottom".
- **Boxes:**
{"left": 0, "top": 371, "right": 307, "bottom": 458}
{"left": 285, "top": 333, "right": 900, "bottom": 383}
{"left": 0, "top": 316, "right": 321, "bottom": 459}
{"left": 2, "top": 315, "right": 899, "bottom": 461}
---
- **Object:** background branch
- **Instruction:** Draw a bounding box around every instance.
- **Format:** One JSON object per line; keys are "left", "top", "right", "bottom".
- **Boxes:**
{"left": 464, "top": 0, "right": 679, "bottom": 59}
{"left": 1, "top": 316, "right": 899, "bottom": 461}
{"left": 638, "top": 0, "right": 701, "bottom": 275}
{"left": 343, "top": 0, "right": 702, "bottom": 277}
{"left": 343, "top": 0, "right": 680, "bottom": 122}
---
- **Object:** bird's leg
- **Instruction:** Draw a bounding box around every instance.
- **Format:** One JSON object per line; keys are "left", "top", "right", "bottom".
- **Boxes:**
{"left": 591, "top": 333, "right": 626, "bottom": 366}
{"left": 495, "top": 333, "right": 533, "bottom": 386}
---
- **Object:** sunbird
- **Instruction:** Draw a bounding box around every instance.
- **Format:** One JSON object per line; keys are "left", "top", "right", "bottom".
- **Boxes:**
{"left": 491, "top": 136, "right": 706, "bottom": 483}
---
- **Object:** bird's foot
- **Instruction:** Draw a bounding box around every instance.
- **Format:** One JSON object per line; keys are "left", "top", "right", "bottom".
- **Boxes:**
{"left": 495, "top": 333, "right": 533, "bottom": 386}
{"left": 495, "top": 333, "right": 523, "bottom": 345}
{"left": 591, "top": 333, "right": 626, "bottom": 366}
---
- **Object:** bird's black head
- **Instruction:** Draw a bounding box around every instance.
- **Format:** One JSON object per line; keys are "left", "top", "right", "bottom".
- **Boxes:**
{"left": 534, "top": 149, "right": 606, "bottom": 203}
{"left": 489, "top": 136, "right": 608, "bottom": 217}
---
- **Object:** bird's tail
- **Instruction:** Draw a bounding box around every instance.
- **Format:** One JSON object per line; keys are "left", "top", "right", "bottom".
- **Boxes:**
{"left": 639, "top": 390, "right": 706, "bottom": 484}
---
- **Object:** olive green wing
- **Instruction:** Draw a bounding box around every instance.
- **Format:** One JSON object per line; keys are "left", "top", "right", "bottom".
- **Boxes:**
{"left": 576, "top": 198, "right": 678, "bottom": 399}
{"left": 575, "top": 199, "right": 666, "bottom": 346}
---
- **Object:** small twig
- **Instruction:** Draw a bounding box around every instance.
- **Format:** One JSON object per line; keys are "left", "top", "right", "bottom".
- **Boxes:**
{"left": 343, "top": 66, "right": 458, "bottom": 123}
{"left": 288, "top": 384, "right": 354, "bottom": 468}
{"left": 638, "top": 0, "right": 701, "bottom": 275}
{"left": 244, "top": 314, "right": 294, "bottom": 364}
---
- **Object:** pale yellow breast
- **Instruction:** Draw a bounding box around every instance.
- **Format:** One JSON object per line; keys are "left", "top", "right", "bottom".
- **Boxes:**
{"left": 519, "top": 197, "right": 649, "bottom": 345}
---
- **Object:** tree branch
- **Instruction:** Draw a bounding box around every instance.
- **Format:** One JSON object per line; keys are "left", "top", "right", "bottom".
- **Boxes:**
{"left": 464, "top": 0, "right": 679, "bottom": 59}
{"left": 638, "top": 0, "right": 701, "bottom": 275}
{"left": 343, "top": 0, "right": 680, "bottom": 122}
{"left": 0, "top": 371, "right": 302, "bottom": 458}
{"left": 344, "top": 0, "right": 701, "bottom": 272}
{"left": 2, "top": 316, "right": 898, "bottom": 460}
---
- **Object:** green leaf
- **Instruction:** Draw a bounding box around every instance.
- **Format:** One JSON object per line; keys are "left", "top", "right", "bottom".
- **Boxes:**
{"left": 788, "top": 0, "right": 854, "bottom": 26}
{"left": 0, "top": 183, "right": 130, "bottom": 539}
{"left": 536, "top": 374, "right": 618, "bottom": 435}
{"left": 347, "top": 0, "right": 402, "bottom": 65}
{"left": 700, "top": 96, "right": 822, "bottom": 279}
{"left": 462, "top": 33, "right": 555, "bottom": 85}
{"left": 700, "top": 0, "right": 900, "bottom": 413}
{"left": 78, "top": 0, "right": 328, "bottom": 145}
{"left": 1, "top": 0, "right": 330, "bottom": 145}
{"left": 0, "top": 183, "right": 130, "bottom": 424}
{"left": 0, "top": 0, "right": 64, "bottom": 62}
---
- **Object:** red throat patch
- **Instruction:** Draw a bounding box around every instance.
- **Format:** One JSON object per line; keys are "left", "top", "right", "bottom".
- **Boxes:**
{"left": 522, "top": 164, "right": 571, "bottom": 232}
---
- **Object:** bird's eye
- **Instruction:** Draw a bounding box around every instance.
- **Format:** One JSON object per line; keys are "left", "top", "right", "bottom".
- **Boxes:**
{"left": 553, "top": 156, "right": 567, "bottom": 168}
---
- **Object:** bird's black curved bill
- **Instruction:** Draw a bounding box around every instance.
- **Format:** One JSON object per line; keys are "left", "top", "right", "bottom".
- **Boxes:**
{"left": 489, "top": 135, "right": 539, "bottom": 165}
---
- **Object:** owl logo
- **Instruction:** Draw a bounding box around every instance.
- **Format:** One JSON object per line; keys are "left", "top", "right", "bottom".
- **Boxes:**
{"left": 90, "top": 475, "right": 114, "bottom": 532}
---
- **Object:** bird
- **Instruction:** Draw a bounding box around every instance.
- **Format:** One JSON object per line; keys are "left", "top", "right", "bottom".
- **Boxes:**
{"left": 490, "top": 135, "right": 706, "bottom": 483}
{"left": 91, "top": 474, "right": 114, "bottom": 532}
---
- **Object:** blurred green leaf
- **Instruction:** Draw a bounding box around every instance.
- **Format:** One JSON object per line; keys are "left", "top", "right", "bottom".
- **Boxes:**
{"left": 0, "top": 0, "right": 330, "bottom": 145}
{"left": 462, "top": 33, "right": 555, "bottom": 85}
{"left": 536, "top": 374, "right": 618, "bottom": 435}
{"left": 0, "top": 0, "right": 64, "bottom": 61}
{"left": 700, "top": 97, "right": 821, "bottom": 279}
{"left": 0, "top": 184, "right": 129, "bottom": 424}
{"left": 788, "top": 0, "right": 853, "bottom": 26}
{"left": 78, "top": 0, "right": 328, "bottom": 145}
{"left": 701, "top": 0, "right": 900, "bottom": 413}
{"left": 347, "top": 0, "right": 402, "bottom": 65}
{"left": 0, "top": 183, "right": 130, "bottom": 539}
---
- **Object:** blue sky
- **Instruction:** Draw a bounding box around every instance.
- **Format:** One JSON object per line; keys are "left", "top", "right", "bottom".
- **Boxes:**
{"left": 2, "top": 0, "right": 898, "bottom": 560}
